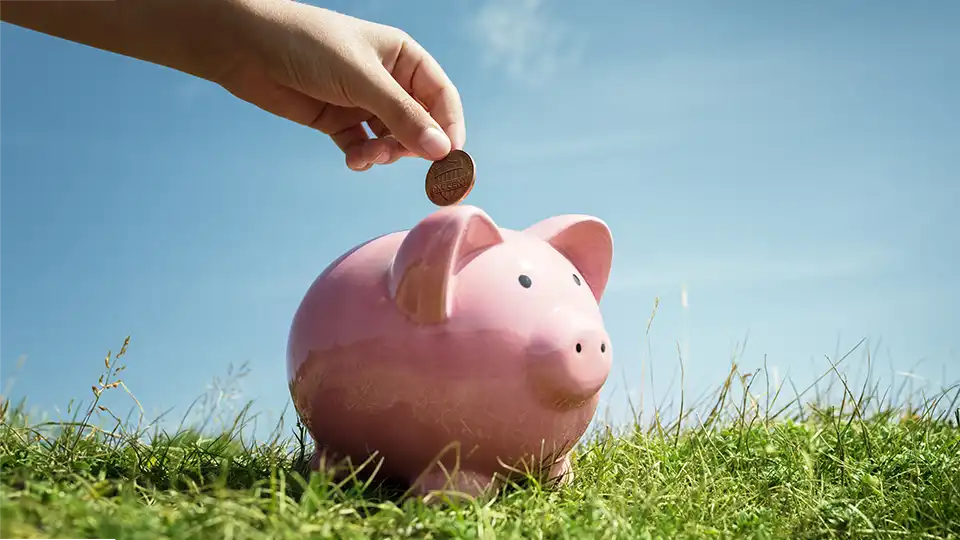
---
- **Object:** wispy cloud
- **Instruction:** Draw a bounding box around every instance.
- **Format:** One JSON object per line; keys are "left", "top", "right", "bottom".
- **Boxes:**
{"left": 465, "top": 42, "right": 840, "bottom": 163}
{"left": 466, "top": 0, "right": 583, "bottom": 85}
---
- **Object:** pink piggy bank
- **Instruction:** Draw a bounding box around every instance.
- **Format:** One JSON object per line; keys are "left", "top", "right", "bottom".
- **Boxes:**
{"left": 286, "top": 205, "right": 614, "bottom": 496}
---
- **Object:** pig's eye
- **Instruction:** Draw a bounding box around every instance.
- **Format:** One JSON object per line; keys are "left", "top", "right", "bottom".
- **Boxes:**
{"left": 572, "top": 274, "right": 582, "bottom": 286}
{"left": 518, "top": 274, "right": 532, "bottom": 288}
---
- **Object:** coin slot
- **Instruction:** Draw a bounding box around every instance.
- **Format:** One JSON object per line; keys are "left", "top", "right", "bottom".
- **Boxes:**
{"left": 518, "top": 274, "right": 532, "bottom": 288}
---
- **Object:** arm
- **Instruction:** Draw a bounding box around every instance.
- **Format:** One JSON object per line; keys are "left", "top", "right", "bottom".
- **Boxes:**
{"left": 1, "top": 0, "right": 465, "bottom": 170}
{"left": 0, "top": 0, "right": 258, "bottom": 82}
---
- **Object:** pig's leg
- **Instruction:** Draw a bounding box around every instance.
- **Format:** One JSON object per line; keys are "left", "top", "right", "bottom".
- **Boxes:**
{"left": 308, "top": 442, "right": 400, "bottom": 488}
{"left": 410, "top": 468, "right": 500, "bottom": 499}
{"left": 306, "top": 440, "right": 346, "bottom": 475}
{"left": 546, "top": 454, "right": 574, "bottom": 487}
{"left": 307, "top": 447, "right": 325, "bottom": 471}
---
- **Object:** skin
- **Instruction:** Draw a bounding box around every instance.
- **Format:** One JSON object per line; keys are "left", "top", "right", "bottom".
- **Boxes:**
{"left": 0, "top": 0, "right": 466, "bottom": 172}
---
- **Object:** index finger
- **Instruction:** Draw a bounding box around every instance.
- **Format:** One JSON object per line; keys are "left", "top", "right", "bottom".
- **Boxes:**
{"left": 391, "top": 38, "right": 466, "bottom": 151}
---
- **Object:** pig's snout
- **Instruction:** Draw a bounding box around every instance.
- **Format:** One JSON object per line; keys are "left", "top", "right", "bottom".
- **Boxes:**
{"left": 525, "top": 311, "right": 612, "bottom": 409}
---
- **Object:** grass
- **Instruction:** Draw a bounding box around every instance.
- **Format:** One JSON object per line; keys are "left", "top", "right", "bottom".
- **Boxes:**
{"left": 1, "top": 336, "right": 958, "bottom": 539}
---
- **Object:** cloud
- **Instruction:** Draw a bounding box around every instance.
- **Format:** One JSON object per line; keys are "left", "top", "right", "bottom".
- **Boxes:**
{"left": 466, "top": 0, "right": 582, "bottom": 85}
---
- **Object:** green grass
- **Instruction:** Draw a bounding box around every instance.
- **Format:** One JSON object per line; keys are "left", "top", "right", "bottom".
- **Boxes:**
{"left": 1, "top": 337, "right": 958, "bottom": 539}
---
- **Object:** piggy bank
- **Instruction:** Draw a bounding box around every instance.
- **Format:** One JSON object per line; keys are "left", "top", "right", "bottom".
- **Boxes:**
{"left": 286, "top": 205, "right": 614, "bottom": 496}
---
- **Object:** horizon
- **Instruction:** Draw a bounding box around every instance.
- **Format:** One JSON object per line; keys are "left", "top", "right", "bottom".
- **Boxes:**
{"left": 2, "top": 0, "right": 958, "bottom": 440}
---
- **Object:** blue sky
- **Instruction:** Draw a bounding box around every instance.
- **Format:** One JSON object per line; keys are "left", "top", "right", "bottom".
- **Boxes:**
{"left": 2, "top": 0, "right": 958, "bottom": 437}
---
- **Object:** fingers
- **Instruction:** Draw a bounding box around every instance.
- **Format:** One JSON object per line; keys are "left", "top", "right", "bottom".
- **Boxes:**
{"left": 389, "top": 38, "right": 466, "bottom": 151}
{"left": 367, "top": 116, "right": 417, "bottom": 162}
{"left": 329, "top": 124, "right": 372, "bottom": 171}
{"left": 350, "top": 65, "right": 453, "bottom": 162}
{"left": 324, "top": 29, "right": 464, "bottom": 167}
{"left": 335, "top": 34, "right": 466, "bottom": 170}
{"left": 331, "top": 124, "right": 409, "bottom": 171}
{"left": 347, "top": 29, "right": 465, "bottom": 163}
{"left": 309, "top": 102, "right": 373, "bottom": 135}
{"left": 251, "top": 85, "right": 407, "bottom": 171}
{"left": 224, "top": 6, "right": 465, "bottom": 171}
{"left": 314, "top": 106, "right": 389, "bottom": 171}
{"left": 227, "top": 79, "right": 418, "bottom": 171}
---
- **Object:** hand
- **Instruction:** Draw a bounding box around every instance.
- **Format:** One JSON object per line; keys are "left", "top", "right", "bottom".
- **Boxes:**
{"left": 0, "top": 0, "right": 466, "bottom": 172}
{"left": 218, "top": 1, "right": 466, "bottom": 171}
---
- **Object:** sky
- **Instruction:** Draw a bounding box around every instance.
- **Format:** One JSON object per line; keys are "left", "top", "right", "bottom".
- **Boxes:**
{"left": 2, "top": 0, "right": 958, "bottom": 439}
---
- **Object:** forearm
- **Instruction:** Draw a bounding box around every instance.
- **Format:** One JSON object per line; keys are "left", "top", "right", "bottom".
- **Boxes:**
{"left": 0, "top": 0, "right": 261, "bottom": 81}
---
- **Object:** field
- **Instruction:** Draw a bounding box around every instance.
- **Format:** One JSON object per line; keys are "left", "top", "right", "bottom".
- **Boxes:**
{"left": 1, "top": 337, "right": 958, "bottom": 539}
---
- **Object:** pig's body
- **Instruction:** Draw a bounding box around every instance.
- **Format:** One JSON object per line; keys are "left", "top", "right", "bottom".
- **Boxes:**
{"left": 287, "top": 205, "right": 615, "bottom": 495}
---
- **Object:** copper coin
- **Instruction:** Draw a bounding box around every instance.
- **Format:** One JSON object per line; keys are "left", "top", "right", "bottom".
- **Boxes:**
{"left": 425, "top": 149, "right": 476, "bottom": 207}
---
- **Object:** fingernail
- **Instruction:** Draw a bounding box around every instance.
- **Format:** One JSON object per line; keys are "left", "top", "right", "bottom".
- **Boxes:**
{"left": 418, "top": 126, "right": 450, "bottom": 160}
{"left": 374, "top": 150, "right": 390, "bottom": 164}
{"left": 347, "top": 157, "right": 369, "bottom": 171}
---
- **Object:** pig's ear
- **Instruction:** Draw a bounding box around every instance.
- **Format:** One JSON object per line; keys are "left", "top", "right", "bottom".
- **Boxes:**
{"left": 388, "top": 205, "right": 504, "bottom": 325}
{"left": 525, "top": 215, "right": 614, "bottom": 303}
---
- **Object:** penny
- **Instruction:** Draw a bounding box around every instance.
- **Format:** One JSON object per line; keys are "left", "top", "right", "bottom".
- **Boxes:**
{"left": 424, "top": 149, "right": 476, "bottom": 207}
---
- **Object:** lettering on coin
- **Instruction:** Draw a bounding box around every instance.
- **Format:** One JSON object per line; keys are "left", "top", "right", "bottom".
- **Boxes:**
{"left": 424, "top": 149, "right": 476, "bottom": 207}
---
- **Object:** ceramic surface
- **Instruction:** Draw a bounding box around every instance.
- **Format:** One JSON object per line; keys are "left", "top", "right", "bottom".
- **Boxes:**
{"left": 287, "top": 205, "right": 615, "bottom": 495}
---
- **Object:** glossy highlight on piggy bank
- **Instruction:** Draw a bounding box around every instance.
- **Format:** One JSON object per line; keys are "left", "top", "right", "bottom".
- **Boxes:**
{"left": 286, "top": 205, "right": 614, "bottom": 496}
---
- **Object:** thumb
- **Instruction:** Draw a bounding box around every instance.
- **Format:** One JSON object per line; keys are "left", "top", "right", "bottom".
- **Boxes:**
{"left": 352, "top": 68, "right": 452, "bottom": 161}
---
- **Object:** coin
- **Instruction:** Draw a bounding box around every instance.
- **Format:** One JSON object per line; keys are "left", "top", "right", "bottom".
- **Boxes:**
{"left": 424, "top": 149, "right": 475, "bottom": 207}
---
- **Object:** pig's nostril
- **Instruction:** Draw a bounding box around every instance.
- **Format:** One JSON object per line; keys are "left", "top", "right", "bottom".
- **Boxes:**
{"left": 601, "top": 343, "right": 606, "bottom": 353}
{"left": 575, "top": 343, "right": 582, "bottom": 353}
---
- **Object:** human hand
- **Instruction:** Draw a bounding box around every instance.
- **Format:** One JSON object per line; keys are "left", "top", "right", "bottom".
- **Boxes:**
{"left": 218, "top": 0, "right": 466, "bottom": 171}
{"left": 0, "top": 0, "right": 462, "bottom": 172}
